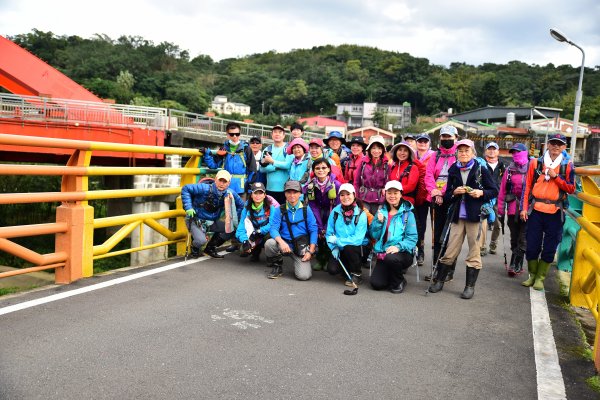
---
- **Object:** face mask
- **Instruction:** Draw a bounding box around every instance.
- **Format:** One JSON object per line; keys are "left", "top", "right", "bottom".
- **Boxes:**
{"left": 512, "top": 151, "right": 529, "bottom": 165}
{"left": 440, "top": 139, "right": 454, "bottom": 149}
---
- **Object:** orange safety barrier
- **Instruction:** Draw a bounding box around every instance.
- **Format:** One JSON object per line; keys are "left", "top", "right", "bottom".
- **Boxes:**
{"left": 0, "top": 133, "right": 208, "bottom": 284}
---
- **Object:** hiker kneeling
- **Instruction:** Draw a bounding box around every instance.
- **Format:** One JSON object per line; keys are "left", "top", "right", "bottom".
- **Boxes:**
{"left": 428, "top": 140, "right": 498, "bottom": 299}
{"left": 235, "top": 182, "right": 279, "bottom": 262}
{"left": 181, "top": 170, "right": 244, "bottom": 259}
{"left": 368, "top": 181, "right": 418, "bottom": 294}
{"left": 326, "top": 183, "right": 368, "bottom": 287}
{"left": 264, "top": 180, "right": 318, "bottom": 280}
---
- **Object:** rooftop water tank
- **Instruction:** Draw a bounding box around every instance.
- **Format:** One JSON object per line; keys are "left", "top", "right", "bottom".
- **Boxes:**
{"left": 506, "top": 112, "right": 516, "bottom": 127}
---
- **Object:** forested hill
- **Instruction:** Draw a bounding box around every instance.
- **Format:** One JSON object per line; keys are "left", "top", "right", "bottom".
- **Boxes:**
{"left": 7, "top": 30, "right": 600, "bottom": 125}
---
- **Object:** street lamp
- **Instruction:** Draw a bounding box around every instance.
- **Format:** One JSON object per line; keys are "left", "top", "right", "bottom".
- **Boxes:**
{"left": 532, "top": 108, "right": 551, "bottom": 151}
{"left": 550, "top": 28, "right": 585, "bottom": 162}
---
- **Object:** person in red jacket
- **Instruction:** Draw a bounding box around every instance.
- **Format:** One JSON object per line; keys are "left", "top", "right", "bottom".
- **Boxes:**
{"left": 389, "top": 141, "right": 420, "bottom": 205}
{"left": 342, "top": 136, "right": 367, "bottom": 183}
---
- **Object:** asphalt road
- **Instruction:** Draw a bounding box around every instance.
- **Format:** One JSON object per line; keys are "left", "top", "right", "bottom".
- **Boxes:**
{"left": 0, "top": 240, "right": 538, "bottom": 399}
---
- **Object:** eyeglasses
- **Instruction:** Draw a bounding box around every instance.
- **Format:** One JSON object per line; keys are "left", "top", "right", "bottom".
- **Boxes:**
{"left": 314, "top": 166, "right": 329, "bottom": 171}
{"left": 228, "top": 132, "right": 241, "bottom": 137}
{"left": 547, "top": 141, "right": 564, "bottom": 146}
{"left": 457, "top": 149, "right": 472, "bottom": 154}
{"left": 416, "top": 139, "right": 429, "bottom": 143}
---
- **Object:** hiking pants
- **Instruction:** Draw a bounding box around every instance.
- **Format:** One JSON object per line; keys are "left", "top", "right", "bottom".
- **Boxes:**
{"left": 264, "top": 238, "right": 312, "bottom": 281}
{"left": 327, "top": 245, "right": 362, "bottom": 276}
{"left": 370, "top": 251, "right": 413, "bottom": 290}
{"left": 439, "top": 219, "right": 484, "bottom": 270}
{"left": 525, "top": 209, "right": 563, "bottom": 263}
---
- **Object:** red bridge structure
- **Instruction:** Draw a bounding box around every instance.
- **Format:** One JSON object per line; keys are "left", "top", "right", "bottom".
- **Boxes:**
{"left": 0, "top": 35, "right": 166, "bottom": 166}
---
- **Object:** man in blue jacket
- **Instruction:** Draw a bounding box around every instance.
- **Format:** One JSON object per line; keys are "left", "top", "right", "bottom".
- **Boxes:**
{"left": 181, "top": 170, "right": 244, "bottom": 258}
{"left": 204, "top": 122, "right": 257, "bottom": 199}
{"left": 264, "top": 180, "right": 318, "bottom": 280}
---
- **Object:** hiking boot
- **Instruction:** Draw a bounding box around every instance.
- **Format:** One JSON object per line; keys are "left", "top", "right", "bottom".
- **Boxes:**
{"left": 249, "top": 249, "right": 261, "bottom": 263}
{"left": 267, "top": 265, "right": 283, "bottom": 279}
{"left": 480, "top": 247, "right": 488, "bottom": 257}
{"left": 345, "top": 273, "right": 362, "bottom": 287}
{"left": 225, "top": 244, "right": 239, "bottom": 253}
{"left": 417, "top": 247, "right": 425, "bottom": 267}
{"left": 390, "top": 277, "right": 407, "bottom": 294}
{"left": 507, "top": 253, "right": 516, "bottom": 277}
{"left": 489, "top": 241, "right": 497, "bottom": 254}
{"left": 513, "top": 253, "right": 524, "bottom": 275}
{"left": 204, "top": 246, "right": 224, "bottom": 258}
{"left": 190, "top": 246, "right": 200, "bottom": 259}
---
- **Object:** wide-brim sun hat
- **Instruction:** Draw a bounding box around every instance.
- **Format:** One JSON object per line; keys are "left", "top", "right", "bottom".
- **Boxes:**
{"left": 390, "top": 141, "right": 416, "bottom": 162}
{"left": 287, "top": 138, "right": 309, "bottom": 155}
{"left": 366, "top": 135, "right": 386, "bottom": 152}
{"left": 323, "top": 130, "right": 346, "bottom": 146}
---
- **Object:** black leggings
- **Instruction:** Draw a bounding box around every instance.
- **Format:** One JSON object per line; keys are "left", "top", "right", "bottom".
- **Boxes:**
{"left": 414, "top": 201, "right": 430, "bottom": 250}
{"left": 370, "top": 251, "right": 413, "bottom": 290}
{"left": 327, "top": 245, "right": 363, "bottom": 276}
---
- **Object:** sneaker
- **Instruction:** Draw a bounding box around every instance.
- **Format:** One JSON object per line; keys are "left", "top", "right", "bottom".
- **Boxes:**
{"left": 267, "top": 265, "right": 283, "bottom": 279}
{"left": 480, "top": 248, "right": 488, "bottom": 257}
{"left": 417, "top": 254, "right": 424, "bottom": 267}
{"left": 190, "top": 246, "right": 200, "bottom": 259}
{"left": 225, "top": 244, "right": 239, "bottom": 253}
{"left": 489, "top": 242, "right": 497, "bottom": 254}
{"left": 345, "top": 273, "right": 362, "bottom": 287}
{"left": 204, "top": 247, "right": 224, "bottom": 259}
{"left": 390, "top": 277, "right": 407, "bottom": 294}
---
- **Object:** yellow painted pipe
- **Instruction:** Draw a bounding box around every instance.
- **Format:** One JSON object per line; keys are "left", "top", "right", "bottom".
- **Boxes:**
{"left": 581, "top": 248, "right": 600, "bottom": 294}
{"left": 93, "top": 239, "right": 182, "bottom": 260}
{"left": 93, "top": 221, "right": 141, "bottom": 256}
{"left": 94, "top": 210, "right": 183, "bottom": 229}
{"left": 578, "top": 192, "right": 600, "bottom": 208}
{"left": 143, "top": 219, "right": 186, "bottom": 241}
{"left": 577, "top": 217, "right": 600, "bottom": 244}
{"left": 85, "top": 187, "right": 181, "bottom": 200}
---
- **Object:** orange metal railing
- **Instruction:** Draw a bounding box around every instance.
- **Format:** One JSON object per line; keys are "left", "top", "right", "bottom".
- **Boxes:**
{"left": 0, "top": 133, "right": 207, "bottom": 284}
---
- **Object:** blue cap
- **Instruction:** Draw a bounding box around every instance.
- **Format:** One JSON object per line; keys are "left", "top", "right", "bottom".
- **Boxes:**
{"left": 403, "top": 133, "right": 416, "bottom": 140}
{"left": 548, "top": 133, "right": 567, "bottom": 144}
{"left": 485, "top": 142, "right": 499, "bottom": 149}
{"left": 509, "top": 143, "right": 528, "bottom": 153}
{"left": 416, "top": 134, "right": 430, "bottom": 141}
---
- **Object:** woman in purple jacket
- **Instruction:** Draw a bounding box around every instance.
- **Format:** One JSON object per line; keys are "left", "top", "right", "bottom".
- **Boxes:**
{"left": 304, "top": 158, "right": 341, "bottom": 271}
{"left": 353, "top": 135, "right": 390, "bottom": 215}
{"left": 497, "top": 143, "right": 530, "bottom": 276}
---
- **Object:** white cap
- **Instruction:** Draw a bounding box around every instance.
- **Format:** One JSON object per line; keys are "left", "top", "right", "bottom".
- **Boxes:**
{"left": 338, "top": 183, "right": 356, "bottom": 195}
{"left": 384, "top": 180, "right": 403, "bottom": 192}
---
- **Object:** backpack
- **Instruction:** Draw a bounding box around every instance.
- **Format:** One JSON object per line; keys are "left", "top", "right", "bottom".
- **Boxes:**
{"left": 333, "top": 209, "right": 363, "bottom": 226}
{"left": 529, "top": 156, "right": 571, "bottom": 212}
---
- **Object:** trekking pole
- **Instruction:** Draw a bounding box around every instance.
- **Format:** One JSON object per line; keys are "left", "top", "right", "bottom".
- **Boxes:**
{"left": 184, "top": 230, "right": 191, "bottom": 261}
{"left": 425, "top": 200, "right": 455, "bottom": 295}
{"left": 336, "top": 255, "right": 358, "bottom": 296}
{"left": 500, "top": 215, "right": 508, "bottom": 271}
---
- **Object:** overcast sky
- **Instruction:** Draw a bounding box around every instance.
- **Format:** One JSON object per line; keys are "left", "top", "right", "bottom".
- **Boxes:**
{"left": 1, "top": 0, "right": 598, "bottom": 68}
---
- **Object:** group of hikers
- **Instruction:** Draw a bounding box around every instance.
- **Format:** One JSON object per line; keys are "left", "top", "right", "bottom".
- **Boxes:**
{"left": 180, "top": 121, "right": 575, "bottom": 300}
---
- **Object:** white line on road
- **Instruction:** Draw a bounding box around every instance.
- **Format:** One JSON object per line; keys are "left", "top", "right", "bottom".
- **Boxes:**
{"left": 0, "top": 256, "right": 214, "bottom": 317}
{"left": 530, "top": 287, "right": 567, "bottom": 400}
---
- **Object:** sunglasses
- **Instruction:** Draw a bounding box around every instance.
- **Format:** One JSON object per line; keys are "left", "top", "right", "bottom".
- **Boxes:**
{"left": 228, "top": 132, "right": 241, "bottom": 137}
{"left": 314, "top": 166, "right": 329, "bottom": 171}
{"left": 250, "top": 140, "right": 261, "bottom": 144}
{"left": 417, "top": 139, "right": 429, "bottom": 143}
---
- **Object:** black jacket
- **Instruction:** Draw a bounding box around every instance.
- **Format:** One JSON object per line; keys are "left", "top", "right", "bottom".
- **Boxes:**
{"left": 443, "top": 160, "right": 499, "bottom": 223}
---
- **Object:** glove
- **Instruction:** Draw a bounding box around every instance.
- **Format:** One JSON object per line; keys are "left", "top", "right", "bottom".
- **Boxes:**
{"left": 241, "top": 240, "right": 253, "bottom": 253}
{"left": 326, "top": 235, "right": 337, "bottom": 245}
{"left": 249, "top": 230, "right": 260, "bottom": 242}
{"left": 186, "top": 209, "right": 196, "bottom": 218}
{"left": 331, "top": 247, "right": 340, "bottom": 260}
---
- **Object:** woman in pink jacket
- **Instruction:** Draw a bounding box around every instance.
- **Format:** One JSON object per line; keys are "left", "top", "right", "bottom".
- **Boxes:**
{"left": 497, "top": 143, "right": 530, "bottom": 276}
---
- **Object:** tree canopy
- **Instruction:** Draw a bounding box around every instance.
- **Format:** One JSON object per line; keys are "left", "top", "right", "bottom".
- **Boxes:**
{"left": 8, "top": 29, "right": 600, "bottom": 124}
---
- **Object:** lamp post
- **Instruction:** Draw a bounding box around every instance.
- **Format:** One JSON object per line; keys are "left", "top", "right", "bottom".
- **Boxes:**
{"left": 550, "top": 28, "right": 585, "bottom": 162}
{"left": 532, "top": 108, "right": 551, "bottom": 152}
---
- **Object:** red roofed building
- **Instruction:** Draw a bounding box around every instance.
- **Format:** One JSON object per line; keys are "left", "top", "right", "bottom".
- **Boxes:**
{"left": 297, "top": 116, "right": 347, "bottom": 134}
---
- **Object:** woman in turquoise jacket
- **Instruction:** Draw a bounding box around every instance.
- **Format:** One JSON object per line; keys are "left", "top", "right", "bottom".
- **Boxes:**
{"left": 326, "top": 183, "right": 368, "bottom": 287}
{"left": 369, "top": 180, "right": 418, "bottom": 294}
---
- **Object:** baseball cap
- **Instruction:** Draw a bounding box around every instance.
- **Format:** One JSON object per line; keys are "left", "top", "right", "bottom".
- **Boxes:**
{"left": 440, "top": 125, "right": 458, "bottom": 137}
{"left": 249, "top": 136, "right": 262, "bottom": 143}
{"left": 284, "top": 180, "right": 302, "bottom": 192}
{"left": 309, "top": 138, "right": 324, "bottom": 147}
{"left": 403, "top": 133, "right": 416, "bottom": 140}
{"left": 384, "top": 180, "right": 403, "bottom": 192}
{"left": 347, "top": 136, "right": 367, "bottom": 148}
{"left": 272, "top": 124, "right": 285, "bottom": 132}
{"left": 338, "top": 183, "right": 356, "bottom": 195}
{"left": 485, "top": 142, "right": 499, "bottom": 149}
{"left": 509, "top": 143, "right": 528, "bottom": 153}
{"left": 548, "top": 133, "right": 567, "bottom": 144}
{"left": 215, "top": 170, "right": 232, "bottom": 182}
{"left": 416, "top": 134, "right": 430, "bottom": 142}
{"left": 455, "top": 139, "right": 475, "bottom": 150}
{"left": 250, "top": 182, "right": 266, "bottom": 193}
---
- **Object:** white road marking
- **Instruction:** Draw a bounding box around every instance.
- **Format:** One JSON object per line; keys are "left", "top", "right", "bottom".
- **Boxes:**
{"left": 0, "top": 255, "right": 215, "bottom": 316}
{"left": 530, "top": 288, "right": 567, "bottom": 400}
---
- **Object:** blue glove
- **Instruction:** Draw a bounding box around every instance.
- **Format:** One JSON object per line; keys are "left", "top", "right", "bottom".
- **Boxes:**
{"left": 186, "top": 209, "right": 196, "bottom": 218}
{"left": 331, "top": 247, "right": 340, "bottom": 260}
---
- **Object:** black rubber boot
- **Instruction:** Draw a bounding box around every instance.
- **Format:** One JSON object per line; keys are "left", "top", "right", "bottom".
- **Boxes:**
{"left": 444, "top": 261, "right": 457, "bottom": 282}
{"left": 417, "top": 245, "right": 425, "bottom": 267}
{"left": 428, "top": 263, "right": 451, "bottom": 293}
{"left": 203, "top": 235, "right": 226, "bottom": 258}
{"left": 190, "top": 246, "right": 200, "bottom": 258}
{"left": 460, "top": 267, "right": 480, "bottom": 299}
{"left": 507, "top": 253, "right": 516, "bottom": 276}
{"left": 249, "top": 247, "right": 261, "bottom": 263}
{"left": 513, "top": 252, "right": 524, "bottom": 275}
